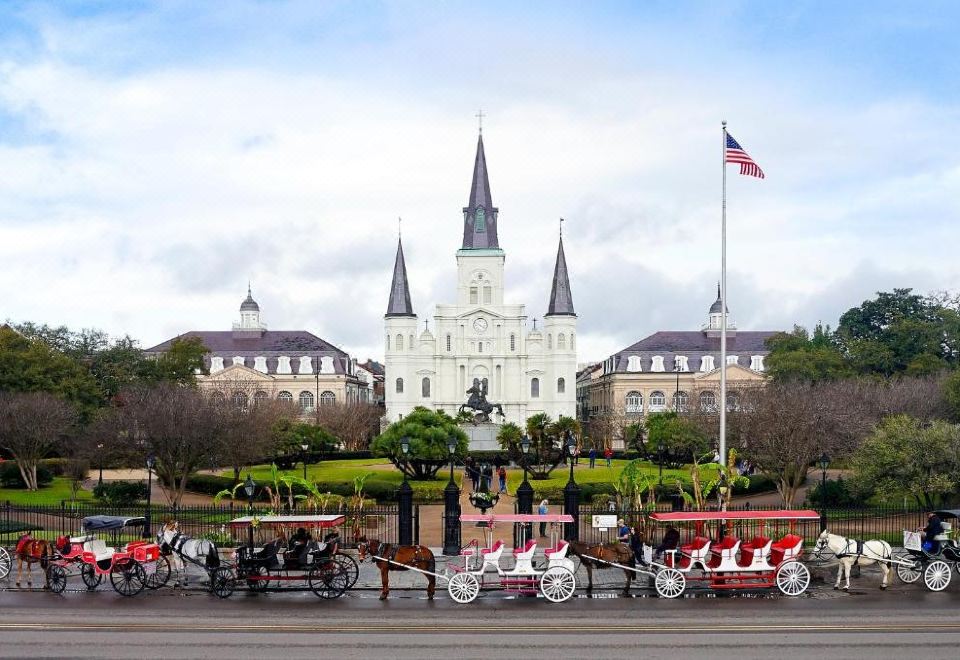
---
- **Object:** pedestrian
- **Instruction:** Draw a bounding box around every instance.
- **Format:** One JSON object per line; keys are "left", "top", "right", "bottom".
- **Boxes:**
{"left": 467, "top": 458, "right": 479, "bottom": 491}
{"left": 617, "top": 518, "right": 631, "bottom": 544}
{"left": 604, "top": 446, "right": 613, "bottom": 468}
{"left": 588, "top": 446, "right": 596, "bottom": 469}
{"left": 483, "top": 463, "right": 493, "bottom": 490}
{"left": 538, "top": 499, "right": 549, "bottom": 537}
{"left": 497, "top": 465, "right": 507, "bottom": 493}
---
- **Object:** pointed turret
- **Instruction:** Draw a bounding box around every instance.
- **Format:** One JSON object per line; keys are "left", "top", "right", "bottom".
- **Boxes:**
{"left": 545, "top": 236, "right": 575, "bottom": 316}
{"left": 462, "top": 133, "right": 499, "bottom": 249}
{"left": 386, "top": 238, "right": 415, "bottom": 317}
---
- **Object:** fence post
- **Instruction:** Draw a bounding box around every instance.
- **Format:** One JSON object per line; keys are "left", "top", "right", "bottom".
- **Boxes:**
{"left": 397, "top": 480, "right": 414, "bottom": 545}
{"left": 442, "top": 477, "right": 461, "bottom": 556}
{"left": 563, "top": 474, "right": 580, "bottom": 542}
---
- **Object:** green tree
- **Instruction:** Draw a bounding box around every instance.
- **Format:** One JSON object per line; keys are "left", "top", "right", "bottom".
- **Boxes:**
{"left": 765, "top": 324, "right": 853, "bottom": 382}
{"left": 645, "top": 411, "right": 709, "bottom": 464}
{"left": 152, "top": 336, "right": 209, "bottom": 384}
{"left": 945, "top": 371, "right": 960, "bottom": 422}
{"left": 851, "top": 415, "right": 960, "bottom": 508}
{"left": 371, "top": 407, "right": 468, "bottom": 480}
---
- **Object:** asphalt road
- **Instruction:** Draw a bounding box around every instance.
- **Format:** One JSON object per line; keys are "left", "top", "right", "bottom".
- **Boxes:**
{"left": 2, "top": 584, "right": 960, "bottom": 659}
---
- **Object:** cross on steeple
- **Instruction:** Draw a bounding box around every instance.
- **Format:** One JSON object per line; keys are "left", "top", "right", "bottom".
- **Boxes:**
{"left": 475, "top": 109, "right": 485, "bottom": 134}
{"left": 424, "top": 319, "right": 430, "bottom": 331}
{"left": 559, "top": 217, "right": 564, "bottom": 237}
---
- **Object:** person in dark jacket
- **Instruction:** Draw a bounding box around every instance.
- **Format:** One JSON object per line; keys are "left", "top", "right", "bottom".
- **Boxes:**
{"left": 654, "top": 527, "right": 681, "bottom": 559}
{"left": 922, "top": 513, "right": 945, "bottom": 553}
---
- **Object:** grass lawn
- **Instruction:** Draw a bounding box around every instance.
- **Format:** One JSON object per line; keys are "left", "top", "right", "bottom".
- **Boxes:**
{"left": 0, "top": 477, "right": 94, "bottom": 505}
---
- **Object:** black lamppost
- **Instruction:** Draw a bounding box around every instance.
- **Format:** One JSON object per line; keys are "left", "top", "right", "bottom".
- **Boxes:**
{"left": 144, "top": 454, "right": 155, "bottom": 538}
{"left": 716, "top": 471, "right": 729, "bottom": 539}
{"left": 563, "top": 431, "right": 580, "bottom": 541}
{"left": 301, "top": 442, "right": 309, "bottom": 481}
{"left": 818, "top": 452, "right": 831, "bottom": 531}
{"left": 243, "top": 474, "right": 256, "bottom": 549}
{"left": 97, "top": 443, "right": 104, "bottom": 488}
{"left": 443, "top": 435, "right": 461, "bottom": 556}
{"left": 516, "top": 434, "right": 534, "bottom": 545}
{"left": 657, "top": 440, "right": 665, "bottom": 486}
{"left": 397, "top": 436, "right": 414, "bottom": 545}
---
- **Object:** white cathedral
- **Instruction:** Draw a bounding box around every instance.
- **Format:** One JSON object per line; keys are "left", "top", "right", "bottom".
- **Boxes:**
{"left": 383, "top": 132, "right": 577, "bottom": 427}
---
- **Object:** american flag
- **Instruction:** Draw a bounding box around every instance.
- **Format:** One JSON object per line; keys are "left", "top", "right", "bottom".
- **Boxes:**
{"left": 725, "top": 132, "right": 765, "bottom": 179}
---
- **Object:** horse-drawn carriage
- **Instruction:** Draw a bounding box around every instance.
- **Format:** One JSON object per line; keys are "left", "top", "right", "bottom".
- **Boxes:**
{"left": 204, "top": 514, "right": 353, "bottom": 599}
{"left": 44, "top": 516, "right": 168, "bottom": 596}
{"left": 894, "top": 509, "right": 960, "bottom": 592}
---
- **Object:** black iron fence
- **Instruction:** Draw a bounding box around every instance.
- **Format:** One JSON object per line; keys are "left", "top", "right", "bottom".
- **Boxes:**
{"left": 576, "top": 504, "right": 936, "bottom": 547}
{"left": 1, "top": 501, "right": 401, "bottom": 548}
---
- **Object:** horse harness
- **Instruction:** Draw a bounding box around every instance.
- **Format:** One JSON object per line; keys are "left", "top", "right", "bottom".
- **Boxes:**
{"left": 378, "top": 543, "right": 429, "bottom": 568}
{"left": 833, "top": 537, "right": 889, "bottom": 565}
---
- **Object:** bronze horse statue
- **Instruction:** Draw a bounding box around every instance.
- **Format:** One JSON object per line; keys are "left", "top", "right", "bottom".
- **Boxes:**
{"left": 357, "top": 538, "right": 436, "bottom": 600}
{"left": 569, "top": 530, "right": 647, "bottom": 595}
{"left": 14, "top": 533, "right": 54, "bottom": 588}
{"left": 458, "top": 379, "right": 505, "bottom": 423}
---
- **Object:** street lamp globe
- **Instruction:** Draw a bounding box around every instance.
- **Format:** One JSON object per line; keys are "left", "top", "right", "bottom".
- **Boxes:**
{"left": 566, "top": 431, "right": 576, "bottom": 457}
{"left": 400, "top": 436, "right": 410, "bottom": 456}
{"left": 145, "top": 455, "right": 156, "bottom": 470}
{"left": 243, "top": 474, "right": 256, "bottom": 500}
{"left": 301, "top": 443, "right": 309, "bottom": 453}
{"left": 819, "top": 453, "right": 831, "bottom": 472}
{"left": 520, "top": 434, "right": 531, "bottom": 455}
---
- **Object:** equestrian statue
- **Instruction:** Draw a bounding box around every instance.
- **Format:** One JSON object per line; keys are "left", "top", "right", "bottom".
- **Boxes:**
{"left": 458, "top": 379, "right": 505, "bottom": 423}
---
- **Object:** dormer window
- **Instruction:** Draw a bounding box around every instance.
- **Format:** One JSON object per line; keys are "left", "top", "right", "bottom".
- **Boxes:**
{"left": 651, "top": 356, "right": 665, "bottom": 372}
{"left": 627, "top": 356, "right": 642, "bottom": 372}
{"left": 254, "top": 356, "right": 267, "bottom": 373}
{"left": 750, "top": 355, "right": 765, "bottom": 371}
{"left": 298, "top": 356, "right": 313, "bottom": 374}
{"left": 726, "top": 355, "right": 739, "bottom": 366}
{"left": 277, "top": 356, "right": 292, "bottom": 374}
{"left": 232, "top": 356, "right": 244, "bottom": 367}
{"left": 320, "top": 356, "right": 334, "bottom": 373}
{"left": 700, "top": 356, "right": 715, "bottom": 372}
{"left": 675, "top": 355, "right": 689, "bottom": 372}
{"left": 210, "top": 356, "right": 224, "bottom": 373}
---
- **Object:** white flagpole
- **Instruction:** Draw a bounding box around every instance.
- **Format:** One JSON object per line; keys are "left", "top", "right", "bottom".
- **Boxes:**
{"left": 719, "top": 120, "right": 728, "bottom": 468}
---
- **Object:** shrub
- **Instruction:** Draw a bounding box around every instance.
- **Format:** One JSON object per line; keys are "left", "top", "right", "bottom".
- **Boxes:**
{"left": 806, "top": 477, "right": 859, "bottom": 507}
{"left": 0, "top": 462, "right": 53, "bottom": 489}
{"left": 93, "top": 480, "right": 148, "bottom": 505}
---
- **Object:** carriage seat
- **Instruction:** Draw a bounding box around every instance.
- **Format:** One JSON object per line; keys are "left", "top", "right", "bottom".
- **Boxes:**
{"left": 545, "top": 540, "right": 569, "bottom": 559}
{"left": 769, "top": 534, "right": 803, "bottom": 565}
{"left": 666, "top": 536, "right": 710, "bottom": 569}
{"left": 481, "top": 540, "right": 504, "bottom": 556}
{"left": 707, "top": 537, "right": 740, "bottom": 569}
{"left": 247, "top": 539, "right": 282, "bottom": 568}
{"left": 738, "top": 536, "right": 771, "bottom": 567}
{"left": 933, "top": 522, "right": 951, "bottom": 542}
{"left": 83, "top": 539, "right": 116, "bottom": 562}
{"left": 513, "top": 539, "right": 537, "bottom": 559}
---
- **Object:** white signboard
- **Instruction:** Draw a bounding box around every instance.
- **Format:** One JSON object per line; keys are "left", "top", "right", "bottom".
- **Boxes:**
{"left": 592, "top": 515, "right": 617, "bottom": 529}
{"left": 903, "top": 530, "right": 922, "bottom": 551}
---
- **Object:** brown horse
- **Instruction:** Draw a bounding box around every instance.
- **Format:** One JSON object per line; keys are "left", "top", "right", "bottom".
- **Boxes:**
{"left": 569, "top": 532, "right": 645, "bottom": 595}
{"left": 14, "top": 533, "right": 54, "bottom": 588}
{"left": 357, "top": 538, "right": 436, "bottom": 600}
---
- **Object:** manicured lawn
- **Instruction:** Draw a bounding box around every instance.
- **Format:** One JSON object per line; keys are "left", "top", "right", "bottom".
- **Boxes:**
{"left": 0, "top": 477, "right": 94, "bottom": 505}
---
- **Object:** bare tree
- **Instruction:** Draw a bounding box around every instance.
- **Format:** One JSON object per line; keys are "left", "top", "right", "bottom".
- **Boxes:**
{"left": 0, "top": 392, "right": 77, "bottom": 490}
{"left": 316, "top": 402, "right": 383, "bottom": 451}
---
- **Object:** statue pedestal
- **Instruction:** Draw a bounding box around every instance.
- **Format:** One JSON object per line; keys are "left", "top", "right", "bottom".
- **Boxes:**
{"left": 462, "top": 423, "right": 500, "bottom": 451}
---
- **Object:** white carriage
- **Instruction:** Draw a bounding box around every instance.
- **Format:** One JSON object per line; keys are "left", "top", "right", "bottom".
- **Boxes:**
{"left": 445, "top": 513, "right": 578, "bottom": 604}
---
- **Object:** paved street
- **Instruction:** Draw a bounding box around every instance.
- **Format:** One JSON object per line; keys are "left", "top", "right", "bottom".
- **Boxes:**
{"left": 3, "top": 572, "right": 960, "bottom": 659}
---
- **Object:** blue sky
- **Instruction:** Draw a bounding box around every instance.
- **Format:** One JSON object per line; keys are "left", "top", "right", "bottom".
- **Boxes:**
{"left": 1, "top": 1, "right": 959, "bottom": 362}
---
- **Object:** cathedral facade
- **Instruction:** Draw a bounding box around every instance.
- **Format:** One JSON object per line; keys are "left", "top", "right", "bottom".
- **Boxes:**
{"left": 383, "top": 133, "right": 577, "bottom": 426}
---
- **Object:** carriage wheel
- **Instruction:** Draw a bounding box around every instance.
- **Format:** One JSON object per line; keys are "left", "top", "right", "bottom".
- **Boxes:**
{"left": 775, "top": 561, "right": 810, "bottom": 596}
{"left": 110, "top": 558, "right": 146, "bottom": 597}
{"left": 335, "top": 553, "right": 360, "bottom": 589}
{"left": 210, "top": 567, "right": 236, "bottom": 599}
{"left": 308, "top": 563, "right": 349, "bottom": 599}
{"left": 655, "top": 568, "right": 686, "bottom": 599}
{"left": 895, "top": 555, "right": 922, "bottom": 584}
{"left": 539, "top": 567, "right": 576, "bottom": 603}
{"left": 144, "top": 556, "right": 171, "bottom": 590}
{"left": 46, "top": 565, "right": 68, "bottom": 594}
{"left": 924, "top": 560, "right": 952, "bottom": 592}
{"left": 80, "top": 563, "right": 102, "bottom": 590}
{"left": 0, "top": 547, "right": 11, "bottom": 580}
{"left": 245, "top": 565, "right": 270, "bottom": 592}
{"left": 447, "top": 572, "right": 481, "bottom": 603}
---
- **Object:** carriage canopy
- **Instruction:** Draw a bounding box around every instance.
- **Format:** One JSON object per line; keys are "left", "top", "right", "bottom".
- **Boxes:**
{"left": 650, "top": 510, "right": 820, "bottom": 523}
{"left": 81, "top": 515, "right": 146, "bottom": 531}
{"left": 460, "top": 513, "right": 574, "bottom": 524}
{"left": 227, "top": 514, "right": 346, "bottom": 529}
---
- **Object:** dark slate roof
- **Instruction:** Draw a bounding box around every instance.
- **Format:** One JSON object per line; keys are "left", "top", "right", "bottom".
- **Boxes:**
{"left": 146, "top": 331, "right": 346, "bottom": 356}
{"left": 461, "top": 133, "right": 499, "bottom": 249}
{"left": 546, "top": 236, "right": 575, "bottom": 316}
{"left": 240, "top": 285, "right": 260, "bottom": 312}
{"left": 360, "top": 359, "right": 385, "bottom": 376}
{"left": 385, "top": 237, "right": 415, "bottom": 317}
{"left": 610, "top": 331, "right": 776, "bottom": 373}
{"left": 708, "top": 284, "right": 727, "bottom": 314}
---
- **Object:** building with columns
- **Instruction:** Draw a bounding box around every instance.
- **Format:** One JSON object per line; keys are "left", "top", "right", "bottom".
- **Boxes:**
{"left": 383, "top": 132, "right": 577, "bottom": 426}
{"left": 146, "top": 286, "right": 369, "bottom": 412}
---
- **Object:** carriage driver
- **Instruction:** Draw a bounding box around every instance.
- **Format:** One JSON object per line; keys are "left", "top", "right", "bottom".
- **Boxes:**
{"left": 920, "top": 513, "right": 945, "bottom": 554}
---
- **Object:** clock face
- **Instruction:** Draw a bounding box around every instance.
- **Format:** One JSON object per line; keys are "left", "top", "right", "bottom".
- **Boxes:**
{"left": 473, "top": 317, "right": 488, "bottom": 334}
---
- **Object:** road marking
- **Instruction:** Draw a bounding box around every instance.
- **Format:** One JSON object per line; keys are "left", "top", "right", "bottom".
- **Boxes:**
{"left": 1, "top": 622, "right": 960, "bottom": 634}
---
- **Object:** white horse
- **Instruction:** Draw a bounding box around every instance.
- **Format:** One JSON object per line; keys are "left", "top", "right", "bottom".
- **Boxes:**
{"left": 814, "top": 530, "right": 892, "bottom": 590}
{"left": 157, "top": 521, "right": 220, "bottom": 587}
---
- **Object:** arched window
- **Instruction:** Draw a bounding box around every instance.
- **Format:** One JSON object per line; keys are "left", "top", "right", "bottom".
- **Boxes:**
{"left": 278, "top": 391, "right": 293, "bottom": 403}
{"left": 699, "top": 391, "right": 716, "bottom": 411}
{"left": 299, "top": 391, "right": 315, "bottom": 412}
{"left": 571, "top": 333, "right": 575, "bottom": 350}
{"left": 558, "top": 333, "right": 566, "bottom": 349}
{"left": 253, "top": 391, "right": 268, "bottom": 405}
{"left": 396, "top": 334, "right": 403, "bottom": 351}
{"left": 531, "top": 377, "right": 540, "bottom": 398}
{"left": 547, "top": 334, "right": 553, "bottom": 349}
{"left": 727, "top": 393, "right": 740, "bottom": 411}
{"left": 649, "top": 391, "right": 666, "bottom": 411}
{"left": 510, "top": 334, "right": 516, "bottom": 351}
{"left": 627, "top": 356, "right": 642, "bottom": 372}
{"left": 483, "top": 286, "right": 492, "bottom": 304}
{"left": 211, "top": 390, "right": 225, "bottom": 403}
{"left": 478, "top": 342, "right": 483, "bottom": 353}
{"left": 421, "top": 377, "right": 431, "bottom": 398}
{"left": 651, "top": 356, "right": 665, "bottom": 372}
{"left": 673, "top": 391, "right": 688, "bottom": 411}
{"left": 446, "top": 334, "right": 451, "bottom": 351}
{"left": 232, "top": 391, "right": 248, "bottom": 410}
{"left": 557, "top": 377, "right": 565, "bottom": 394}
{"left": 386, "top": 334, "right": 390, "bottom": 350}
{"left": 395, "top": 378, "right": 404, "bottom": 394}
{"left": 625, "top": 391, "right": 643, "bottom": 413}
{"left": 470, "top": 286, "right": 478, "bottom": 304}
{"left": 320, "top": 391, "right": 335, "bottom": 405}
{"left": 409, "top": 334, "right": 414, "bottom": 350}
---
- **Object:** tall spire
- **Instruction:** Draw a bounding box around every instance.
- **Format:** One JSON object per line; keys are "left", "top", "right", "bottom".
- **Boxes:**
{"left": 386, "top": 237, "right": 415, "bottom": 317}
{"left": 462, "top": 132, "right": 499, "bottom": 249}
{"left": 546, "top": 235, "right": 575, "bottom": 316}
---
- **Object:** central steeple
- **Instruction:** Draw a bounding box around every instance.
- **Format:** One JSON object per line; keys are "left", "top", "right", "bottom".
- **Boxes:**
{"left": 461, "top": 133, "right": 499, "bottom": 249}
